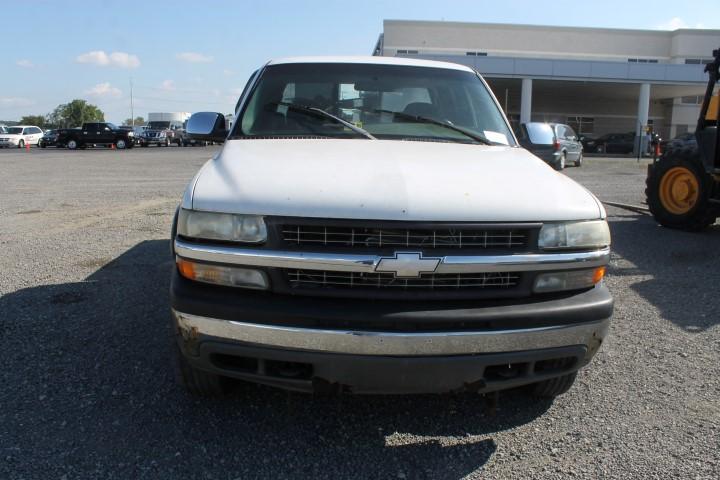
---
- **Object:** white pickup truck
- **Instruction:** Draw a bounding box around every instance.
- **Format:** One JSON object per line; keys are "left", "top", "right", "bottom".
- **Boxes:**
{"left": 171, "top": 57, "right": 612, "bottom": 398}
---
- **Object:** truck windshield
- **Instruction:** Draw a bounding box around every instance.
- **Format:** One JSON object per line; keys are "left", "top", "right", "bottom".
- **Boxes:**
{"left": 148, "top": 121, "right": 171, "bottom": 129}
{"left": 233, "top": 63, "right": 515, "bottom": 145}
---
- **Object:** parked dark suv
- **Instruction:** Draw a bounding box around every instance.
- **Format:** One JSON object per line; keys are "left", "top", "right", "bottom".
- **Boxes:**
{"left": 517, "top": 122, "right": 583, "bottom": 170}
{"left": 140, "top": 121, "right": 186, "bottom": 147}
{"left": 585, "top": 133, "right": 635, "bottom": 154}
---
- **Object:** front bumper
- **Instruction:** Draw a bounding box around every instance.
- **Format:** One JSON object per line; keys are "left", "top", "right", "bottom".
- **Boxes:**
{"left": 141, "top": 137, "right": 168, "bottom": 145}
{"left": 172, "top": 272, "right": 612, "bottom": 393}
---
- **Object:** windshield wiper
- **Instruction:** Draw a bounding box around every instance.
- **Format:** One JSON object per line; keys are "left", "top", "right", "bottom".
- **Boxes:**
{"left": 374, "top": 109, "right": 493, "bottom": 145}
{"left": 271, "top": 101, "right": 376, "bottom": 140}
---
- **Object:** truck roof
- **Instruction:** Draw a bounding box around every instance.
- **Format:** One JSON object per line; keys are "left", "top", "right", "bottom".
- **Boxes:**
{"left": 267, "top": 56, "right": 474, "bottom": 73}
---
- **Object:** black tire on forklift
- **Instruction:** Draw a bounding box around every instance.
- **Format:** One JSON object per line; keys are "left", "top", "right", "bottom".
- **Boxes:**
{"left": 174, "top": 344, "right": 231, "bottom": 397}
{"left": 645, "top": 147, "right": 718, "bottom": 231}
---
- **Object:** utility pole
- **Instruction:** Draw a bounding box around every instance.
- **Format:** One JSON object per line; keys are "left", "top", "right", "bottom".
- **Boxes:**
{"left": 130, "top": 78, "right": 134, "bottom": 126}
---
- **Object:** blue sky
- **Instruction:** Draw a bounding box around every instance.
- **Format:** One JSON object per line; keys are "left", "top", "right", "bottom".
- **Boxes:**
{"left": 2, "top": 0, "right": 719, "bottom": 123}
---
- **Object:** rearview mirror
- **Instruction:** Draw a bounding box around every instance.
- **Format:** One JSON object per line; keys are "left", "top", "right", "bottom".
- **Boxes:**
{"left": 186, "top": 112, "right": 228, "bottom": 143}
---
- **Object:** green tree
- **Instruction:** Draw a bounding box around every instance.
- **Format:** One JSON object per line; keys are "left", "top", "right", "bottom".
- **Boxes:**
{"left": 48, "top": 100, "right": 104, "bottom": 128}
{"left": 19, "top": 115, "right": 48, "bottom": 128}
{"left": 122, "top": 116, "right": 145, "bottom": 126}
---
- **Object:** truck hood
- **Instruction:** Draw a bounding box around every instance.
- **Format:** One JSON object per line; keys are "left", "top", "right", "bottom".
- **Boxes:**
{"left": 190, "top": 139, "right": 603, "bottom": 222}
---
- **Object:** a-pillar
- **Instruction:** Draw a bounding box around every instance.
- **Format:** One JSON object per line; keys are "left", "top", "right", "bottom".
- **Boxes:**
{"left": 520, "top": 78, "right": 533, "bottom": 124}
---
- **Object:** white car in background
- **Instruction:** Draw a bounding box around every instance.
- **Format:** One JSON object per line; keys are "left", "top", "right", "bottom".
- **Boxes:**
{"left": 0, "top": 125, "right": 44, "bottom": 148}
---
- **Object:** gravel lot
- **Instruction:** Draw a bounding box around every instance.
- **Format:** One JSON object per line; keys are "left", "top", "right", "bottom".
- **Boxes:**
{"left": 1, "top": 147, "right": 718, "bottom": 479}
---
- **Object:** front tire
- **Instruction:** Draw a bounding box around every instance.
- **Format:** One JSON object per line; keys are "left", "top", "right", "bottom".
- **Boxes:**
{"left": 67, "top": 139, "right": 78, "bottom": 150}
{"left": 116, "top": 139, "right": 127, "bottom": 149}
{"left": 646, "top": 148, "right": 718, "bottom": 231}
{"left": 18, "top": 139, "right": 25, "bottom": 149}
{"left": 574, "top": 151, "right": 583, "bottom": 167}
{"left": 554, "top": 152, "right": 566, "bottom": 171}
{"left": 174, "top": 345, "right": 230, "bottom": 397}
{"left": 529, "top": 371, "right": 578, "bottom": 398}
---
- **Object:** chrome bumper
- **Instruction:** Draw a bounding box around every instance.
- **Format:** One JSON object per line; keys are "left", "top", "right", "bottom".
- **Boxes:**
{"left": 174, "top": 239, "right": 610, "bottom": 274}
{"left": 173, "top": 310, "right": 610, "bottom": 356}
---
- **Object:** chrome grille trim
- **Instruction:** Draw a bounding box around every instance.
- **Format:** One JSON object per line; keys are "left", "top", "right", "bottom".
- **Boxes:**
{"left": 280, "top": 225, "right": 528, "bottom": 249}
{"left": 286, "top": 270, "right": 520, "bottom": 290}
{"left": 174, "top": 240, "right": 610, "bottom": 274}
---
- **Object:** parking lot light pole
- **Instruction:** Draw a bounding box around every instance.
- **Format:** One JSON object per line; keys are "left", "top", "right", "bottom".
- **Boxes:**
{"left": 130, "top": 78, "right": 134, "bottom": 127}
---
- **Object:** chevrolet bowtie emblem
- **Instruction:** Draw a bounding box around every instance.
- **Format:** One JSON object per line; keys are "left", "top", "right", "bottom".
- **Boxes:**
{"left": 375, "top": 252, "right": 441, "bottom": 278}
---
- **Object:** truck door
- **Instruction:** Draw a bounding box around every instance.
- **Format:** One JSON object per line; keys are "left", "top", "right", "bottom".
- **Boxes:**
{"left": 83, "top": 123, "right": 98, "bottom": 143}
{"left": 98, "top": 123, "right": 114, "bottom": 144}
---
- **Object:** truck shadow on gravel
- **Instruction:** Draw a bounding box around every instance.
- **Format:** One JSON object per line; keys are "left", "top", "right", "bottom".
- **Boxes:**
{"left": 607, "top": 212, "right": 720, "bottom": 332}
{"left": 1, "top": 240, "right": 554, "bottom": 479}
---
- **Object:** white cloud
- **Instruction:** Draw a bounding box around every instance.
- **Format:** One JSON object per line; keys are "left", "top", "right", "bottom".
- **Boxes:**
{"left": 0, "top": 97, "right": 36, "bottom": 108}
{"left": 655, "top": 17, "right": 707, "bottom": 30}
{"left": 76, "top": 50, "right": 140, "bottom": 68}
{"left": 16, "top": 59, "right": 34, "bottom": 68}
{"left": 176, "top": 52, "right": 214, "bottom": 63}
{"left": 160, "top": 79, "right": 176, "bottom": 91}
{"left": 108, "top": 52, "right": 140, "bottom": 68}
{"left": 84, "top": 82, "right": 122, "bottom": 98}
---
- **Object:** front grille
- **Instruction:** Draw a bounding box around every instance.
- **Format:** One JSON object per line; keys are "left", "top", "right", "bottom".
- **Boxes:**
{"left": 281, "top": 225, "right": 528, "bottom": 249}
{"left": 285, "top": 269, "right": 520, "bottom": 291}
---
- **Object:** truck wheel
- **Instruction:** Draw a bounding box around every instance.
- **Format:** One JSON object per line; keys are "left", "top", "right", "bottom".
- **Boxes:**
{"left": 164, "top": 138, "right": 170, "bottom": 147}
{"left": 528, "top": 371, "right": 578, "bottom": 398}
{"left": 67, "top": 139, "right": 78, "bottom": 150}
{"left": 554, "top": 152, "right": 566, "bottom": 171}
{"left": 174, "top": 345, "right": 230, "bottom": 397}
{"left": 646, "top": 148, "right": 718, "bottom": 231}
{"left": 574, "top": 152, "right": 583, "bottom": 167}
{"left": 18, "top": 139, "right": 25, "bottom": 149}
{"left": 116, "top": 139, "right": 127, "bottom": 149}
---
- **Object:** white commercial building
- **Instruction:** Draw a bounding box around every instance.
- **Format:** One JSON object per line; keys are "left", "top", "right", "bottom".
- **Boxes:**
{"left": 374, "top": 20, "right": 720, "bottom": 145}
{"left": 148, "top": 112, "right": 192, "bottom": 123}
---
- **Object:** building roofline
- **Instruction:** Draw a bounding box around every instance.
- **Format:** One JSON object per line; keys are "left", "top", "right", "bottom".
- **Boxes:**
{"left": 383, "top": 19, "right": 720, "bottom": 36}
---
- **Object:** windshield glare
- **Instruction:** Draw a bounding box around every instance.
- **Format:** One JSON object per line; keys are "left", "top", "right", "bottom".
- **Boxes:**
{"left": 234, "top": 63, "right": 514, "bottom": 145}
{"left": 7, "top": 127, "right": 23, "bottom": 134}
{"left": 148, "top": 121, "right": 171, "bottom": 130}
{"left": 523, "top": 123, "right": 555, "bottom": 145}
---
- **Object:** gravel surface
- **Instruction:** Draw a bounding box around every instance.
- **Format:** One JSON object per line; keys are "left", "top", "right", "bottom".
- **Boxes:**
{"left": 1, "top": 148, "right": 718, "bottom": 479}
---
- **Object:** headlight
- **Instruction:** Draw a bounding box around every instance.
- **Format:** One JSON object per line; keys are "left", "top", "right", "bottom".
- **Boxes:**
{"left": 128, "top": 132, "right": 134, "bottom": 136}
{"left": 538, "top": 220, "right": 610, "bottom": 250}
{"left": 177, "top": 209, "right": 267, "bottom": 243}
{"left": 176, "top": 257, "right": 269, "bottom": 289}
{"left": 534, "top": 267, "right": 606, "bottom": 293}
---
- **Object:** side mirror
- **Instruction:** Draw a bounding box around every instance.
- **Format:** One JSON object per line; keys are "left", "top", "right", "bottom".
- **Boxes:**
{"left": 186, "top": 112, "right": 228, "bottom": 143}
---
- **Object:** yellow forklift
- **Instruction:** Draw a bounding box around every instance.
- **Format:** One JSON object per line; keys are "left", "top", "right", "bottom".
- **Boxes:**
{"left": 646, "top": 48, "right": 720, "bottom": 230}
